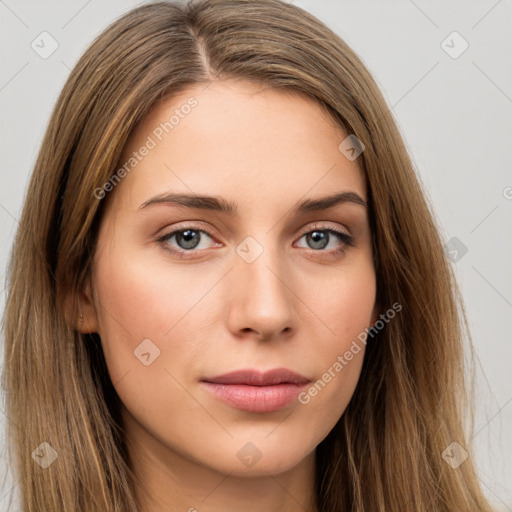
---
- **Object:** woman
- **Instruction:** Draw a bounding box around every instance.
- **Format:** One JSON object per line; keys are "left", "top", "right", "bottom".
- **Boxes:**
{"left": 1, "top": 0, "right": 494, "bottom": 510}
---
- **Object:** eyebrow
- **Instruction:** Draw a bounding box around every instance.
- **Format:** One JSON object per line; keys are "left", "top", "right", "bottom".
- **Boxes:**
{"left": 138, "top": 190, "right": 367, "bottom": 215}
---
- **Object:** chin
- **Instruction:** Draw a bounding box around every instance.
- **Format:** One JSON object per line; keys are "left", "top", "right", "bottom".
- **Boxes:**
{"left": 195, "top": 435, "right": 317, "bottom": 477}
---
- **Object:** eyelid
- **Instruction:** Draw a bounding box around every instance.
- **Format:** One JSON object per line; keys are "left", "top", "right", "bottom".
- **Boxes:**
{"left": 301, "top": 221, "right": 350, "bottom": 237}
{"left": 157, "top": 220, "right": 350, "bottom": 240}
{"left": 157, "top": 220, "right": 221, "bottom": 240}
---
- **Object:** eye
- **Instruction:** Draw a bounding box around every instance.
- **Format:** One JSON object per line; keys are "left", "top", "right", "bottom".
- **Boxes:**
{"left": 156, "top": 222, "right": 355, "bottom": 259}
{"left": 295, "top": 223, "right": 355, "bottom": 257}
{"left": 157, "top": 225, "right": 219, "bottom": 258}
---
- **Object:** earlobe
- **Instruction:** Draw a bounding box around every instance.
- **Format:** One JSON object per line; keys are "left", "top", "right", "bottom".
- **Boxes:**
{"left": 78, "top": 278, "right": 100, "bottom": 334}
{"left": 65, "top": 278, "right": 100, "bottom": 334}
{"left": 370, "top": 302, "right": 382, "bottom": 328}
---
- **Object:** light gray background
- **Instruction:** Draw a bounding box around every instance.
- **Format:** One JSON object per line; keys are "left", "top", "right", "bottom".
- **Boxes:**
{"left": 1, "top": 0, "right": 511, "bottom": 510}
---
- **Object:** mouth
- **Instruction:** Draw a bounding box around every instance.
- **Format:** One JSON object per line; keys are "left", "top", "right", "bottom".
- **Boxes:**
{"left": 200, "top": 368, "right": 311, "bottom": 413}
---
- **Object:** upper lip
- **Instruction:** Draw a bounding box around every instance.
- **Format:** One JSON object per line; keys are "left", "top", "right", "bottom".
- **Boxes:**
{"left": 201, "top": 368, "right": 310, "bottom": 386}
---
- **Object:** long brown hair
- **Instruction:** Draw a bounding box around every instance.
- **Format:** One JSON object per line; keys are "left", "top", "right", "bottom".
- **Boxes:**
{"left": 1, "top": 0, "right": 493, "bottom": 510}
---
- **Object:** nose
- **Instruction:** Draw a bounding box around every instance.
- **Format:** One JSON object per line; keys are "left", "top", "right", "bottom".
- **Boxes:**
{"left": 226, "top": 244, "right": 298, "bottom": 341}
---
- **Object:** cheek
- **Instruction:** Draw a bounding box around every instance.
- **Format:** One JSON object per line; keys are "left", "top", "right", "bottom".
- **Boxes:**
{"left": 301, "top": 254, "right": 376, "bottom": 350}
{"left": 91, "top": 246, "right": 212, "bottom": 438}
{"left": 294, "top": 258, "right": 375, "bottom": 419}
{"left": 91, "top": 244, "right": 209, "bottom": 384}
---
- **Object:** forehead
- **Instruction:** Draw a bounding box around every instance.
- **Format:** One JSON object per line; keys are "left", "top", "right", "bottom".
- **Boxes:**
{"left": 108, "top": 80, "right": 367, "bottom": 214}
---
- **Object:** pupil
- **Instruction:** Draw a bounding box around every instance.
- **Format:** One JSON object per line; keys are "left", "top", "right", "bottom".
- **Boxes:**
{"left": 310, "top": 231, "right": 328, "bottom": 250}
{"left": 179, "top": 230, "right": 199, "bottom": 249}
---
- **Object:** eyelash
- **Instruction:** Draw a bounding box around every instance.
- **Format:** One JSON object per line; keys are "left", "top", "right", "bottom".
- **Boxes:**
{"left": 156, "top": 222, "right": 356, "bottom": 260}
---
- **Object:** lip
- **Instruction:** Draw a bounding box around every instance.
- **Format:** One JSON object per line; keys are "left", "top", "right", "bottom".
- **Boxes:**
{"left": 200, "top": 368, "right": 311, "bottom": 413}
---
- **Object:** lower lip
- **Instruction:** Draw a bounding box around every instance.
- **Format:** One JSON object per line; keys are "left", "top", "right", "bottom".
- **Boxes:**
{"left": 201, "top": 382, "right": 307, "bottom": 413}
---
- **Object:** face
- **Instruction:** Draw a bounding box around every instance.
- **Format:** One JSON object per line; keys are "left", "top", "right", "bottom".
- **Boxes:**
{"left": 81, "top": 80, "right": 379, "bottom": 479}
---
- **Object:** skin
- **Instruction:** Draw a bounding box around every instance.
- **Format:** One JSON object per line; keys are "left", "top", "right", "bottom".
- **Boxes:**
{"left": 78, "top": 80, "right": 380, "bottom": 512}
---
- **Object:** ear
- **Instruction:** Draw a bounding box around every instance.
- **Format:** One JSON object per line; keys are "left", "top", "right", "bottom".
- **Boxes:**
{"left": 65, "top": 277, "right": 100, "bottom": 334}
{"left": 369, "top": 301, "right": 382, "bottom": 328}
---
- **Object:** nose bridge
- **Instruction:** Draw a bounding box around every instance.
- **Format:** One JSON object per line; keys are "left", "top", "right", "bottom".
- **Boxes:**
{"left": 237, "top": 233, "right": 290, "bottom": 301}
{"left": 228, "top": 233, "right": 297, "bottom": 337}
